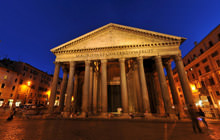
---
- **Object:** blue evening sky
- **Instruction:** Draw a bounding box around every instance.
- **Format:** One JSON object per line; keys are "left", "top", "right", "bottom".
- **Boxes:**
{"left": 0, "top": 0, "right": 220, "bottom": 76}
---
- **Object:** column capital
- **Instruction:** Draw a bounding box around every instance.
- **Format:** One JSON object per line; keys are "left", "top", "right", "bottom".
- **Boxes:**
{"left": 101, "top": 59, "right": 107, "bottom": 63}
{"left": 119, "top": 58, "right": 126, "bottom": 63}
{"left": 61, "top": 64, "right": 68, "bottom": 72}
{"left": 154, "top": 56, "right": 162, "bottom": 63}
{"left": 85, "top": 60, "right": 91, "bottom": 65}
{"left": 53, "top": 61, "right": 60, "bottom": 65}
{"left": 137, "top": 56, "right": 143, "bottom": 61}
{"left": 174, "top": 55, "right": 182, "bottom": 62}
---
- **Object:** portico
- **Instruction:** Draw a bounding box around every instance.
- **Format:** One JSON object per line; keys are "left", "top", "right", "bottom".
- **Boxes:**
{"left": 49, "top": 23, "right": 194, "bottom": 118}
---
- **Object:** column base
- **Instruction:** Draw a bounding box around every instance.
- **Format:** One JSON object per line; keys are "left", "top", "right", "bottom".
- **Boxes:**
{"left": 169, "top": 114, "right": 178, "bottom": 120}
{"left": 144, "top": 113, "right": 153, "bottom": 119}
{"left": 62, "top": 112, "right": 71, "bottom": 118}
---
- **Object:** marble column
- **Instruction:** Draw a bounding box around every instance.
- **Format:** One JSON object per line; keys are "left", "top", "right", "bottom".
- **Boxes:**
{"left": 174, "top": 55, "right": 194, "bottom": 106}
{"left": 49, "top": 62, "right": 60, "bottom": 113}
{"left": 93, "top": 71, "right": 98, "bottom": 114}
{"left": 64, "top": 61, "right": 75, "bottom": 114}
{"left": 165, "top": 60, "right": 184, "bottom": 116}
{"left": 119, "top": 58, "right": 128, "bottom": 113}
{"left": 101, "top": 59, "right": 108, "bottom": 115}
{"left": 137, "top": 57, "right": 151, "bottom": 114}
{"left": 59, "top": 66, "right": 68, "bottom": 112}
{"left": 81, "top": 60, "right": 90, "bottom": 116}
{"left": 154, "top": 56, "right": 173, "bottom": 115}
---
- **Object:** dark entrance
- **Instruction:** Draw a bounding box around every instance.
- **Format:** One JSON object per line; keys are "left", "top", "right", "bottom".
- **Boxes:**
{"left": 107, "top": 85, "right": 122, "bottom": 112}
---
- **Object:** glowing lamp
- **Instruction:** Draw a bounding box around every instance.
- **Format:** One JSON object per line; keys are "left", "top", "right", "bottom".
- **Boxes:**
{"left": 27, "top": 81, "right": 31, "bottom": 86}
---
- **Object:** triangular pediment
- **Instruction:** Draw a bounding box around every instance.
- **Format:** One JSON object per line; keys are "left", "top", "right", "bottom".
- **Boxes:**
{"left": 51, "top": 23, "right": 185, "bottom": 53}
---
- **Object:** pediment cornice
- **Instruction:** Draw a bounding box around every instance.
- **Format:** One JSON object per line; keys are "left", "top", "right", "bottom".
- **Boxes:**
{"left": 51, "top": 23, "right": 186, "bottom": 53}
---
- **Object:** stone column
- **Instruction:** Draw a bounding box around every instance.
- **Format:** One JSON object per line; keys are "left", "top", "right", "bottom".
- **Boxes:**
{"left": 137, "top": 57, "right": 151, "bottom": 114}
{"left": 88, "top": 66, "right": 93, "bottom": 113}
{"left": 134, "top": 63, "right": 143, "bottom": 112}
{"left": 174, "top": 55, "right": 195, "bottom": 107}
{"left": 119, "top": 58, "right": 129, "bottom": 114}
{"left": 154, "top": 56, "right": 173, "bottom": 115}
{"left": 165, "top": 60, "right": 184, "bottom": 117}
{"left": 59, "top": 66, "right": 68, "bottom": 112}
{"left": 72, "top": 74, "right": 78, "bottom": 114}
{"left": 81, "top": 60, "right": 90, "bottom": 117}
{"left": 48, "top": 62, "right": 60, "bottom": 113}
{"left": 101, "top": 59, "right": 108, "bottom": 115}
{"left": 64, "top": 61, "right": 75, "bottom": 117}
{"left": 93, "top": 71, "right": 98, "bottom": 114}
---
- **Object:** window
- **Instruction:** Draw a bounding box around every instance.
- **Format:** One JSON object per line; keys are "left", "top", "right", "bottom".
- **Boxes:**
{"left": 24, "top": 66, "right": 29, "bottom": 71}
{"left": 0, "top": 92, "right": 1, "bottom": 96}
{"left": 209, "top": 78, "right": 215, "bottom": 85}
{"left": 216, "top": 91, "right": 220, "bottom": 96}
{"left": 209, "top": 41, "right": 213, "bottom": 47}
{"left": 10, "top": 94, "right": 13, "bottom": 97}
{"left": 202, "top": 58, "right": 207, "bottom": 63}
{"left": 15, "top": 78, "right": 17, "bottom": 82}
{"left": 216, "top": 60, "right": 220, "bottom": 67}
{"left": 205, "top": 65, "right": 210, "bottom": 72}
{"left": 201, "top": 80, "right": 206, "bottom": 87}
{"left": 218, "top": 33, "right": 220, "bottom": 41}
{"left": 12, "top": 86, "right": 15, "bottom": 91}
{"left": 211, "top": 51, "right": 218, "bottom": 57}
{"left": 19, "top": 79, "right": 23, "bottom": 84}
{"left": 193, "top": 54, "right": 197, "bottom": 59}
{"left": 192, "top": 74, "right": 195, "bottom": 79}
{"left": 198, "top": 70, "right": 202, "bottom": 75}
{"left": 23, "top": 73, "right": 25, "bottom": 76}
{"left": 195, "top": 63, "right": 200, "bottom": 67}
{"left": 1, "top": 83, "right": 5, "bottom": 88}
{"left": 200, "top": 49, "right": 204, "bottom": 54}
{"left": 188, "top": 59, "right": 190, "bottom": 64}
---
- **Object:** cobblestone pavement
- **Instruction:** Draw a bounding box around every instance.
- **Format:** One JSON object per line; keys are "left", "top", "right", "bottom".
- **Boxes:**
{"left": 0, "top": 119, "right": 219, "bottom": 140}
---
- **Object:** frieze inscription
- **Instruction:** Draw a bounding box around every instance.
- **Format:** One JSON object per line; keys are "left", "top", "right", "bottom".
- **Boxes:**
{"left": 75, "top": 49, "right": 153, "bottom": 58}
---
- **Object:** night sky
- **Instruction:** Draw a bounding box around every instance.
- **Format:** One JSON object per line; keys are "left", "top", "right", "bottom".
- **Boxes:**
{"left": 0, "top": 0, "right": 220, "bottom": 76}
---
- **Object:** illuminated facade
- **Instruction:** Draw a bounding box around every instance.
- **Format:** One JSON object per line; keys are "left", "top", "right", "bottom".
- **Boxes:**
{"left": 0, "top": 59, "right": 61, "bottom": 107}
{"left": 173, "top": 25, "right": 220, "bottom": 118}
{"left": 49, "top": 23, "right": 193, "bottom": 118}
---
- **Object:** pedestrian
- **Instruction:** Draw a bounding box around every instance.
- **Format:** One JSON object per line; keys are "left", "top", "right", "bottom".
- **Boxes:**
{"left": 7, "top": 107, "right": 16, "bottom": 121}
{"left": 188, "top": 105, "right": 202, "bottom": 133}
{"left": 198, "top": 107, "right": 208, "bottom": 128}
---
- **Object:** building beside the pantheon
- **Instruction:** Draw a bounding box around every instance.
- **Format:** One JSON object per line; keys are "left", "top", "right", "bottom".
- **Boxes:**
{"left": 0, "top": 59, "right": 62, "bottom": 107}
{"left": 49, "top": 23, "right": 193, "bottom": 118}
{"left": 172, "top": 25, "right": 220, "bottom": 118}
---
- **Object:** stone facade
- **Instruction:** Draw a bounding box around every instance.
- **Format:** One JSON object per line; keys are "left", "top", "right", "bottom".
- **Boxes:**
{"left": 49, "top": 23, "right": 194, "bottom": 118}
{"left": 0, "top": 59, "right": 62, "bottom": 107}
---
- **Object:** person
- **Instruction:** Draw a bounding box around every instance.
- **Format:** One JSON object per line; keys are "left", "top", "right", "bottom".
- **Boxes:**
{"left": 188, "top": 105, "right": 202, "bottom": 133}
{"left": 7, "top": 107, "right": 16, "bottom": 121}
{"left": 198, "top": 107, "right": 208, "bottom": 128}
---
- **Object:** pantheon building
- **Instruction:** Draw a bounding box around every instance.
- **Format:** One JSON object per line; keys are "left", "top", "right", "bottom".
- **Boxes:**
{"left": 49, "top": 23, "right": 195, "bottom": 118}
